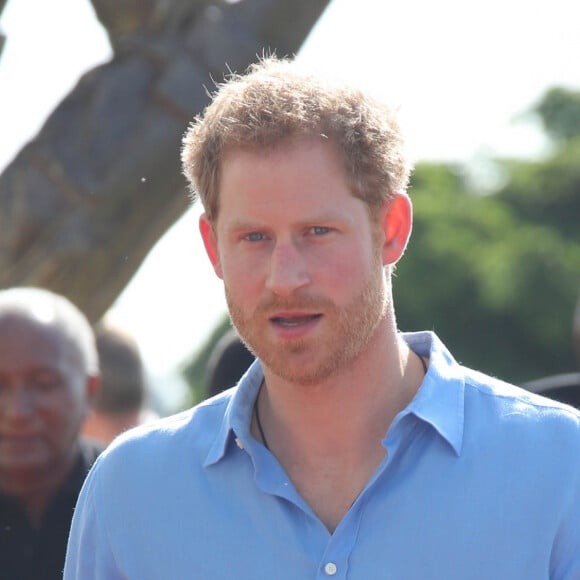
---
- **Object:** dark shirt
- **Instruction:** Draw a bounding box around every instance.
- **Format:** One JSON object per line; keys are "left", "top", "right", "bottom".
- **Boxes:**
{"left": 0, "top": 439, "right": 102, "bottom": 580}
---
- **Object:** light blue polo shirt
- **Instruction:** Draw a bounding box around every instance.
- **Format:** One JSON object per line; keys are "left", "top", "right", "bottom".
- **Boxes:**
{"left": 64, "top": 332, "right": 580, "bottom": 579}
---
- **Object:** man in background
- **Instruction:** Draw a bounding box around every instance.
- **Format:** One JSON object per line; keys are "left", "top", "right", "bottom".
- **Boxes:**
{"left": 0, "top": 287, "right": 102, "bottom": 580}
{"left": 204, "top": 328, "right": 255, "bottom": 398}
{"left": 83, "top": 322, "right": 158, "bottom": 445}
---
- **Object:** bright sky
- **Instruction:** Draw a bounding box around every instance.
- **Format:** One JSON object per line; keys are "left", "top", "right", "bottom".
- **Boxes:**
{"left": 1, "top": 0, "right": 579, "bottom": 410}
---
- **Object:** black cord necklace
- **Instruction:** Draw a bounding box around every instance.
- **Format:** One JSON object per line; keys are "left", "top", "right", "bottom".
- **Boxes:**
{"left": 255, "top": 382, "right": 270, "bottom": 450}
{"left": 254, "top": 353, "right": 427, "bottom": 452}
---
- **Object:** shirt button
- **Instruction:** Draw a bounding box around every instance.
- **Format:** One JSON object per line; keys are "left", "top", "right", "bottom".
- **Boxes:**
{"left": 324, "top": 562, "right": 337, "bottom": 575}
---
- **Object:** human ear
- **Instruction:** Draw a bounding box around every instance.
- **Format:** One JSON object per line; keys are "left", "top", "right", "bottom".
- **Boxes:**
{"left": 379, "top": 193, "right": 413, "bottom": 265}
{"left": 199, "top": 213, "right": 223, "bottom": 279}
{"left": 86, "top": 375, "right": 100, "bottom": 404}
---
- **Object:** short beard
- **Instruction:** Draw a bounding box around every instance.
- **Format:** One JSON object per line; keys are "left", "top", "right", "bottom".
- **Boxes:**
{"left": 226, "top": 254, "right": 388, "bottom": 385}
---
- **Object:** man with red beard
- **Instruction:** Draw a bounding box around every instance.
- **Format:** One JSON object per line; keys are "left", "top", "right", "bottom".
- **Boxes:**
{"left": 65, "top": 58, "right": 580, "bottom": 579}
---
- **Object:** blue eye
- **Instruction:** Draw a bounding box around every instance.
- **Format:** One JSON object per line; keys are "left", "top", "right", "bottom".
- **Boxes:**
{"left": 245, "top": 232, "right": 265, "bottom": 242}
{"left": 310, "top": 226, "right": 330, "bottom": 235}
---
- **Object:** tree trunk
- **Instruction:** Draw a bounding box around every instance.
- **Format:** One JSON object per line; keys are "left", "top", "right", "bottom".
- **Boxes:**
{"left": 0, "top": 0, "right": 330, "bottom": 321}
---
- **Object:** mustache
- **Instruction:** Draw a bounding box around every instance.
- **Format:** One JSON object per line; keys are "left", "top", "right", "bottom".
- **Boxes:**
{"left": 254, "top": 294, "right": 334, "bottom": 316}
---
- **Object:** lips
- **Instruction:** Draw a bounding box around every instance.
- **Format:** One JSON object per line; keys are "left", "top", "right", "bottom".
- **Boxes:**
{"left": 271, "top": 314, "right": 322, "bottom": 327}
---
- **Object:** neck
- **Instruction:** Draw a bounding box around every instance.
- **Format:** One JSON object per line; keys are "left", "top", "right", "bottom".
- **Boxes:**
{"left": 252, "top": 323, "right": 426, "bottom": 532}
{"left": 254, "top": 322, "right": 422, "bottom": 460}
{"left": 83, "top": 410, "right": 141, "bottom": 445}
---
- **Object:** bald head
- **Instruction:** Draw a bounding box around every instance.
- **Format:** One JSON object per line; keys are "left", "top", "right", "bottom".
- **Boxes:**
{"left": 0, "top": 287, "right": 97, "bottom": 376}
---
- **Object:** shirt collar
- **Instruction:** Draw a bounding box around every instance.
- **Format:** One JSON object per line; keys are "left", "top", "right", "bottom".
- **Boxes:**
{"left": 204, "top": 360, "right": 264, "bottom": 466}
{"left": 401, "top": 331, "right": 465, "bottom": 456}
{"left": 205, "top": 331, "right": 466, "bottom": 465}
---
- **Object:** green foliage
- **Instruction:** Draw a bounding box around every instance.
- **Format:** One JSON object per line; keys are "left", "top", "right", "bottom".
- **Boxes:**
{"left": 497, "top": 138, "right": 580, "bottom": 240}
{"left": 535, "top": 87, "right": 580, "bottom": 142}
{"left": 395, "top": 149, "right": 580, "bottom": 382}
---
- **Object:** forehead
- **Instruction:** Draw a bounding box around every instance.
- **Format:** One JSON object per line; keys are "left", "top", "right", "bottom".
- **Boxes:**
{"left": 0, "top": 313, "right": 78, "bottom": 372}
{"left": 217, "top": 137, "right": 357, "bottom": 220}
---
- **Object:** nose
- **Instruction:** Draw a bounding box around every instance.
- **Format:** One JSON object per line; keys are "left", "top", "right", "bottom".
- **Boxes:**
{"left": 0, "top": 384, "right": 35, "bottom": 421}
{"left": 265, "top": 240, "right": 310, "bottom": 297}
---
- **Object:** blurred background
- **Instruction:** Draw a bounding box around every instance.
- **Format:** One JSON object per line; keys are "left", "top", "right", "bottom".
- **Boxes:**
{"left": 1, "top": 0, "right": 579, "bottom": 413}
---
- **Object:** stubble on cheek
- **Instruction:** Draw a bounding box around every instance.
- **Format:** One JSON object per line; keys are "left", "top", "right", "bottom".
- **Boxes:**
{"left": 224, "top": 256, "right": 387, "bottom": 386}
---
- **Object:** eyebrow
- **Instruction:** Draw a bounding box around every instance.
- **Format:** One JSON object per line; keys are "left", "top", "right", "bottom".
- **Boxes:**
{"left": 224, "top": 212, "right": 355, "bottom": 233}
